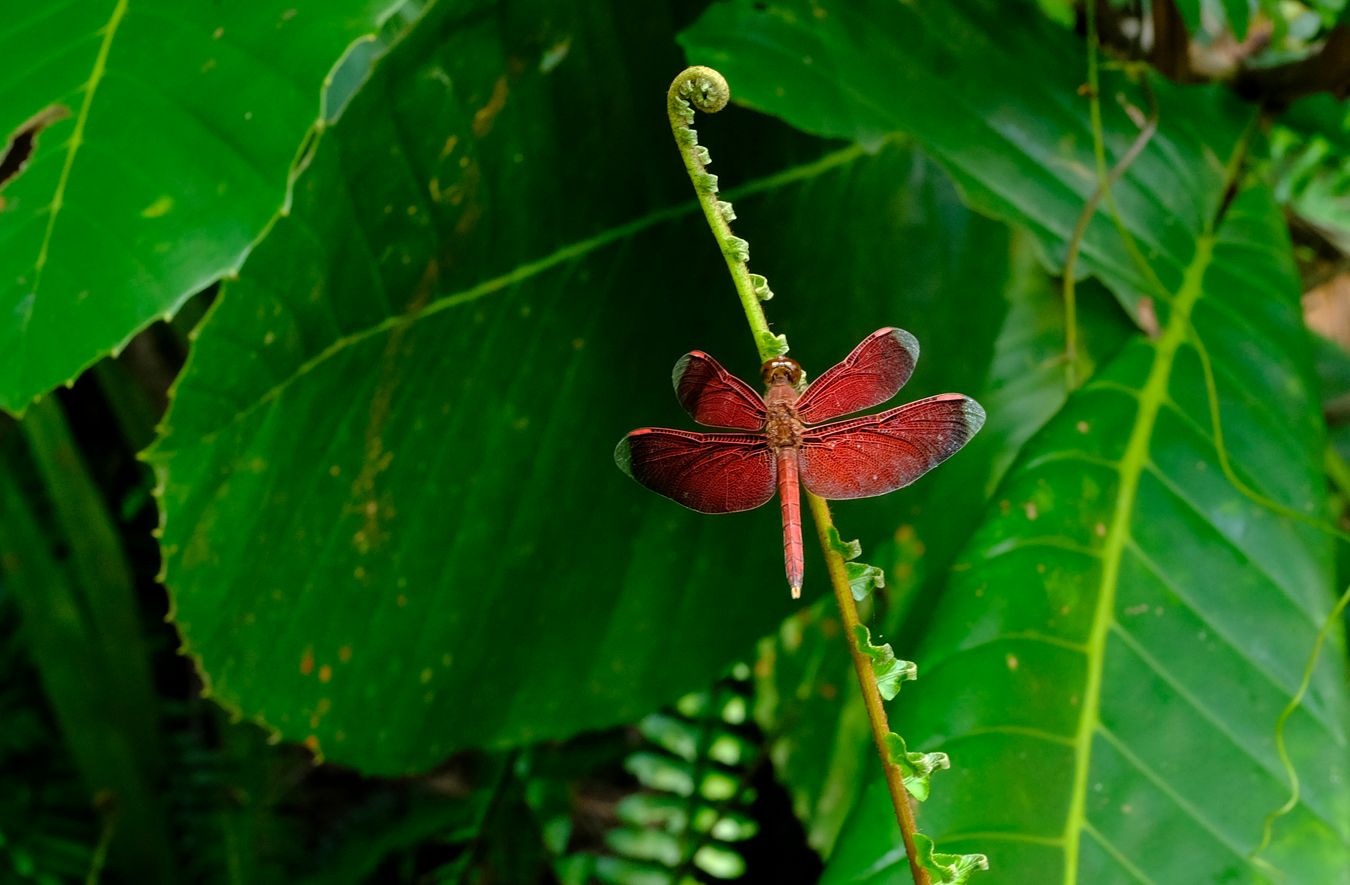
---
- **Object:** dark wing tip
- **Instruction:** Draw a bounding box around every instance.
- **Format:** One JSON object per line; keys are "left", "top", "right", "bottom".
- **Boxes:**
{"left": 961, "top": 397, "right": 987, "bottom": 435}
{"left": 672, "top": 351, "right": 717, "bottom": 392}
{"left": 614, "top": 434, "right": 639, "bottom": 477}
{"left": 882, "top": 327, "right": 921, "bottom": 363}
{"left": 671, "top": 353, "right": 693, "bottom": 392}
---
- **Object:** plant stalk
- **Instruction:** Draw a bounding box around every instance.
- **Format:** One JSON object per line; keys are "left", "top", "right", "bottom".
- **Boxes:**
{"left": 808, "top": 493, "right": 930, "bottom": 885}
{"left": 668, "top": 66, "right": 780, "bottom": 363}
{"left": 667, "top": 65, "right": 930, "bottom": 885}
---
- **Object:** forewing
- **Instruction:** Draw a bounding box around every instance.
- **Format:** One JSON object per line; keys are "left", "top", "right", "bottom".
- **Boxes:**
{"left": 799, "top": 394, "right": 985, "bottom": 500}
{"left": 615, "top": 428, "right": 776, "bottom": 514}
{"left": 795, "top": 327, "right": 920, "bottom": 424}
{"left": 673, "top": 351, "right": 767, "bottom": 430}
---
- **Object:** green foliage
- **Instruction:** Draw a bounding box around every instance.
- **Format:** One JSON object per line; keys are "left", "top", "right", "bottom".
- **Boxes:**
{"left": 827, "top": 528, "right": 886, "bottom": 602}
{"left": 534, "top": 676, "right": 762, "bottom": 885}
{"left": 881, "top": 734, "right": 949, "bottom": 804}
{"left": 0, "top": 0, "right": 404, "bottom": 412}
{"left": 3, "top": 0, "right": 1349, "bottom": 882}
{"left": 1272, "top": 95, "right": 1350, "bottom": 253}
{"left": 853, "top": 626, "right": 916, "bottom": 702}
{"left": 0, "top": 596, "right": 97, "bottom": 884}
{"left": 909, "top": 834, "right": 989, "bottom": 885}
{"left": 682, "top": 0, "right": 1255, "bottom": 321}
{"left": 685, "top": 0, "right": 1350, "bottom": 880}
{"left": 145, "top": 0, "right": 1022, "bottom": 772}
{"left": 0, "top": 400, "right": 174, "bottom": 882}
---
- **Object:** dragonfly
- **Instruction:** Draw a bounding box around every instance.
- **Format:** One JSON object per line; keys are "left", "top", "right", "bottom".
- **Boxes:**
{"left": 614, "top": 328, "right": 986, "bottom": 597}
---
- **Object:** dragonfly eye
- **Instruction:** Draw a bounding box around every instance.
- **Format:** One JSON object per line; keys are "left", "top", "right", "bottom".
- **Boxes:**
{"left": 761, "top": 356, "right": 803, "bottom": 386}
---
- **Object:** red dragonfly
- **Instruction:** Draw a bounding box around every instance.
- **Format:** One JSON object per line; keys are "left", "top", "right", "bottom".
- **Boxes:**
{"left": 615, "top": 328, "right": 985, "bottom": 597}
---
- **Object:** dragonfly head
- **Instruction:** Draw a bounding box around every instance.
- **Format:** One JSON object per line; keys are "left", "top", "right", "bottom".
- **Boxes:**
{"left": 761, "top": 356, "right": 802, "bottom": 388}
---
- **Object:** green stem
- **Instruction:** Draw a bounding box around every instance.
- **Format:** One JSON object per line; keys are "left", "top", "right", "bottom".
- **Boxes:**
{"left": 667, "top": 66, "right": 929, "bottom": 885}
{"left": 1254, "top": 578, "right": 1350, "bottom": 858}
{"left": 1, "top": 400, "right": 174, "bottom": 883}
{"left": 1325, "top": 444, "right": 1350, "bottom": 506}
{"left": 808, "top": 493, "right": 930, "bottom": 885}
{"left": 1065, "top": 1, "right": 1163, "bottom": 388}
{"left": 19, "top": 399, "right": 165, "bottom": 769}
{"left": 667, "top": 67, "right": 785, "bottom": 363}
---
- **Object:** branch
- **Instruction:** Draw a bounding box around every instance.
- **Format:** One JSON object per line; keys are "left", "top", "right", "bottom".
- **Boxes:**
{"left": 806, "top": 493, "right": 931, "bottom": 885}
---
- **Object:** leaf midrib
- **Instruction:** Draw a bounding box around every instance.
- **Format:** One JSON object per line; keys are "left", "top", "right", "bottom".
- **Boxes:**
{"left": 1061, "top": 232, "right": 1214, "bottom": 882}
{"left": 153, "top": 142, "right": 870, "bottom": 453}
{"left": 19, "top": 0, "right": 129, "bottom": 384}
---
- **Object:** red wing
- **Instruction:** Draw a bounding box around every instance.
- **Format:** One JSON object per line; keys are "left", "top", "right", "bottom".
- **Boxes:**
{"left": 798, "top": 394, "right": 985, "bottom": 500}
{"left": 673, "top": 351, "right": 766, "bottom": 430}
{"left": 615, "top": 428, "right": 776, "bottom": 514}
{"left": 795, "top": 328, "right": 920, "bottom": 425}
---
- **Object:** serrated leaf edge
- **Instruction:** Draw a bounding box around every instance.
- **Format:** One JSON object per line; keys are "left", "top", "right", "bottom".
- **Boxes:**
{"left": 852, "top": 624, "right": 915, "bottom": 701}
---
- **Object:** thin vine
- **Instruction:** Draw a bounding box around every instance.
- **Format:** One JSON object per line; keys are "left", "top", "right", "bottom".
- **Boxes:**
{"left": 666, "top": 65, "right": 985, "bottom": 885}
{"left": 1061, "top": 53, "right": 1160, "bottom": 387}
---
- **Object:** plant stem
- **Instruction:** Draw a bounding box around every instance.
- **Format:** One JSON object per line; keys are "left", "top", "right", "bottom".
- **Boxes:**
{"left": 1, "top": 399, "right": 175, "bottom": 883}
{"left": 667, "top": 67, "right": 782, "bottom": 363}
{"left": 807, "top": 493, "right": 930, "bottom": 885}
{"left": 667, "top": 65, "right": 929, "bottom": 885}
{"left": 1064, "top": 1, "right": 1163, "bottom": 387}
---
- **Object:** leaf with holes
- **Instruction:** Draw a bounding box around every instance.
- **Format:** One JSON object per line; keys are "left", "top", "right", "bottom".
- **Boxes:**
{"left": 679, "top": 0, "right": 1255, "bottom": 321}
{"left": 825, "top": 187, "right": 1350, "bottom": 881}
{"left": 147, "top": 0, "right": 1014, "bottom": 773}
{"left": 0, "top": 0, "right": 404, "bottom": 413}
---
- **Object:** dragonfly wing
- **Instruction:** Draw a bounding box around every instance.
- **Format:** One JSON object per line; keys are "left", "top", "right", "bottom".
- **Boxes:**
{"left": 615, "top": 428, "right": 776, "bottom": 513}
{"left": 798, "top": 394, "right": 985, "bottom": 499}
{"left": 795, "top": 328, "right": 920, "bottom": 424}
{"left": 673, "top": 351, "right": 767, "bottom": 430}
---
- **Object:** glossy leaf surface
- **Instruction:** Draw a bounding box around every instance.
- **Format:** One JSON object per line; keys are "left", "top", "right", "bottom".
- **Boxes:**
{"left": 827, "top": 188, "right": 1350, "bottom": 882}
{"left": 151, "top": 0, "right": 1011, "bottom": 773}
{"left": 755, "top": 236, "right": 1134, "bottom": 857}
{"left": 680, "top": 0, "right": 1253, "bottom": 319}
{"left": 749, "top": 151, "right": 1046, "bottom": 855}
{"left": 0, "top": 0, "right": 400, "bottom": 411}
{"left": 685, "top": 4, "right": 1350, "bottom": 879}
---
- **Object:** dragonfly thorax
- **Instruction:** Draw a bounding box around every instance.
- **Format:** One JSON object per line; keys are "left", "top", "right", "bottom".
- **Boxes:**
{"left": 763, "top": 394, "right": 804, "bottom": 449}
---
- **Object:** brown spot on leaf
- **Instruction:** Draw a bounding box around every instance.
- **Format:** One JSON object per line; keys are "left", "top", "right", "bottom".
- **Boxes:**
{"left": 300, "top": 646, "right": 314, "bottom": 675}
{"left": 472, "top": 75, "right": 509, "bottom": 137}
{"left": 318, "top": 664, "right": 332, "bottom": 683}
{"left": 1137, "top": 296, "right": 1160, "bottom": 339}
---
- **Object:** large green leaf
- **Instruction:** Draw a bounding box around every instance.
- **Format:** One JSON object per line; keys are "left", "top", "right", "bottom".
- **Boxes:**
{"left": 684, "top": 4, "right": 1350, "bottom": 877}
{"left": 826, "top": 187, "right": 1350, "bottom": 881}
{"left": 150, "top": 0, "right": 1008, "bottom": 773}
{"left": 751, "top": 154, "right": 1014, "bottom": 855}
{"left": 0, "top": 0, "right": 403, "bottom": 412}
{"left": 679, "top": 0, "right": 1253, "bottom": 318}
{"left": 757, "top": 235, "right": 1134, "bottom": 857}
